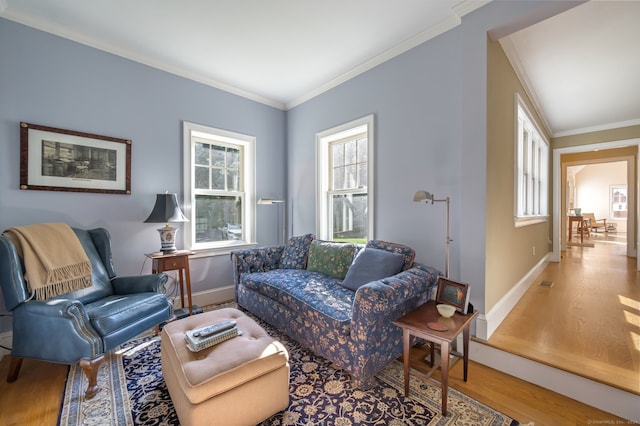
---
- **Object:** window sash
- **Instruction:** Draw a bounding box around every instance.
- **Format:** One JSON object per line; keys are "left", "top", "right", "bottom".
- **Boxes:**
{"left": 183, "top": 121, "right": 255, "bottom": 252}
{"left": 316, "top": 115, "right": 374, "bottom": 242}
{"left": 515, "top": 96, "right": 548, "bottom": 225}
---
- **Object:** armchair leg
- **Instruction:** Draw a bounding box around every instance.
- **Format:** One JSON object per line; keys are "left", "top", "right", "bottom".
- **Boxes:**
{"left": 6, "top": 356, "right": 23, "bottom": 382}
{"left": 79, "top": 355, "right": 104, "bottom": 400}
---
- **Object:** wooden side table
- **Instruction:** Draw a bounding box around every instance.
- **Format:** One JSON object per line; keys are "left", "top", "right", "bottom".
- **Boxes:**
{"left": 393, "top": 300, "right": 479, "bottom": 416}
{"left": 146, "top": 250, "right": 195, "bottom": 315}
{"left": 568, "top": 215, "right": 588, "bottom": 243}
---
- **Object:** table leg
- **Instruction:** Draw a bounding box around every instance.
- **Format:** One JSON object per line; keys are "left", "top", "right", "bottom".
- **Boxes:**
{"left": 184, "top": 261, "right": 193, "bottom": 315}
{"left": 463, "top": 325, "right": 470, "bottom": 382}
{"left": 178, "top": 269, "right": 185, "bottom": 309}
{"left": 403, "top": 329, "right": 411, "bottom": 397}
{"left": 440, "top": 341, "right": 450, "bottom": 416}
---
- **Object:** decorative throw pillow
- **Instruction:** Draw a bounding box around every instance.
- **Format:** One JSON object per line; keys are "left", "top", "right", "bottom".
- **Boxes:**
{"left": 306, "top": 240, "right": 357, "bottom": 280}
{"left": 365, "top": 240, "right": 415, "bottom": 270}
{"left": 280, "top": 233, "right": 315, "bottom": 269}
{"left": 341, "top": 248, "right": 405, "bottom": 291}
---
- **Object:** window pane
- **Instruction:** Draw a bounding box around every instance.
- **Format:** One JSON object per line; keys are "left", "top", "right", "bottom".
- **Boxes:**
{"left": 211, "top": 168, "right": 225, "bottom": 189}
{"left": 357, "top": 138, "right": 367, "bottom": 163}
{"left": 212, "top": 146, "right": 225, "bottom": 167}
{"left": 332, "top": 143, "right": 344, "bottom": 167}
{"left": 331, "top": 193, "right": 367, "bottom": 242}
{"left": 194, "top": 166, "right": 209, "bottom": 189}
{"left": 195, "top": 142, "right": 209, "bottom": 165}
{"left": 333, "top": 167, "right": 344, "bottom": 190}
{"left": 227, "top": 169, "right": 240, "bottom": 191}
{"left": 227, "top": 148, "right": 240, "bottom": 169}
{"left": 195, "top": 194, "right": 242, "bottom": 243}
{"left": 357, "top": 164, "right": 367, "bottom": 188}
{"left": 345, "top": 165, "right": 357, "bottom": 189}
{"left": 345, "top": 140, "right": 356, "bottom": 165}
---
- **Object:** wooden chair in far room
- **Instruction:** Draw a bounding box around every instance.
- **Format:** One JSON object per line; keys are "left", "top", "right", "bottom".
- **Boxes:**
{"left": 582, "top": 213, "right": 608, "bottom": 233}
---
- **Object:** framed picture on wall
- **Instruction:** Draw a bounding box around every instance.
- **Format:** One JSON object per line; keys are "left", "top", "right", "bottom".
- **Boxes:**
{"left": 20, "top": 122, "right": 131, "bottom": 195}
{"left": 435, "top": 276, "right": 471, "bottom": 314}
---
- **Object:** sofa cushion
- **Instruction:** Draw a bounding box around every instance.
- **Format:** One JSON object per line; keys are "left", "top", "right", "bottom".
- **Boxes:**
{"left": 240, "top": 269, "right": 354, "bottom": 330}
{"left": 366, "top": 240, "right": 415, "bottom": 270}
{"left": 85, "top": 292, "right": 169, "bottom": 336}
{"left": 306, "top": 241, "right": 357, "bottom": 280}
{"left": 280, "top": 233, "right": 314, "bottom": 269}
{"left": 341, "top": 248, "right": 405, "bottom": 291}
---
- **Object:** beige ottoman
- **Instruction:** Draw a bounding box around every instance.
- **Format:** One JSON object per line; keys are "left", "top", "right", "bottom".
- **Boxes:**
{"left": 161, "top": 308, "right": 290, "bottom": 426}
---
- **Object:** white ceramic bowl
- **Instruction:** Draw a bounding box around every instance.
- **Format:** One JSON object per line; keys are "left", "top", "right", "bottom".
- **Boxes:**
{"left": 436, "top": 304, "right": 456, "bottom": 318}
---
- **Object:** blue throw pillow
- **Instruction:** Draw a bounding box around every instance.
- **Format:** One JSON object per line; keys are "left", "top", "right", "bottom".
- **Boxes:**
{"left": 340, "top": 248, "right": 405, "bottom": 291}
{"left": 280, "top": 233, "right": 315, "bottom": 269}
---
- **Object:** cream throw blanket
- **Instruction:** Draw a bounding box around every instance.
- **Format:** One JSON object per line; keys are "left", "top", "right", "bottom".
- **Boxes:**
{"left": 3, "top": 223, "right": 93, "bottom": 300}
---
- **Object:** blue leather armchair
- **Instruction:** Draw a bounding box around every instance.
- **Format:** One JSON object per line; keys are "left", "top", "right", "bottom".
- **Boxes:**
{"left": 0, "top": 227, "right": 172, "bottom": 399}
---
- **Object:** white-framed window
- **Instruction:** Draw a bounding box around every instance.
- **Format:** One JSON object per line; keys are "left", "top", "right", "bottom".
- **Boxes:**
{"left": 515, "top": 95, "right": 548, "bottom": 226}
{"left": 610, "top": 185, "right": 627, "bottom": 219}
{"left": 316, "top": 115, "right": 374, "bottom": 242}
{"left": 183, "top": 121, "right": 256, "bottom": 252}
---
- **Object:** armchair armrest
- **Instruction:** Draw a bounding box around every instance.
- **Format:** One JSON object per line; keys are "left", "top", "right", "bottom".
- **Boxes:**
{"left": 111, "top": 273, "right": 169, "bottom": 295}
{"left": 12, "top": 298, "right": 103, "bottom": 363}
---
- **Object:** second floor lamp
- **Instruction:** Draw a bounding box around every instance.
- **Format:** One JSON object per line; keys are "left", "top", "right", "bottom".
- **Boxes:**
{"left": 258, "top": 198, "right": 286, "bottom": 245}
{"left": 413, "top": 190, "right": 451, "bottom": 278}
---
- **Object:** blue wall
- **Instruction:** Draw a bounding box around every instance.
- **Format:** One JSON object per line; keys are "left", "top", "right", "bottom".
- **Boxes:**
{"left": 0, "top": 18, "right": 286, "bottom": 332}
{"left": 0, "top": 0, "right": 563, "bottom": 334}
{"left": 287, "top": 1, "right": 562, "bottom": 315}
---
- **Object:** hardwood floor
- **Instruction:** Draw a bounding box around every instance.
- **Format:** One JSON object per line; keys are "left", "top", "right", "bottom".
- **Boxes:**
{"left": 487, "top": 231, "right": 639, "bottom": 395}
{"left": 0, "top": 233, "right": 635, "bottom": 425}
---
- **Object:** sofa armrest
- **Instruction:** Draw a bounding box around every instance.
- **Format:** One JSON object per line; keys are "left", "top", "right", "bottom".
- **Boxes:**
{"left": 349, "top": 264, "right": 441, "bottom": 376}
{"left": 353, "top": 264, "right": 441, "bottom": 315}
{"left": 111, "top": 273, "right": 169, "bottom": 295}
{"left": 230, "top": 246, "right": 285, "bottom": 286}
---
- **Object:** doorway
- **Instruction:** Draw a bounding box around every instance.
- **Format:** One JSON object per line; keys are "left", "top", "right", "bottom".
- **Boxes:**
{"left": 552, "top": 139, "right": 639, "bottom": 270}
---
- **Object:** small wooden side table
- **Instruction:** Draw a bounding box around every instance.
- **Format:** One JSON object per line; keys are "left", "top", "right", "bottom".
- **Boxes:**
{"left": 393, "top": 300, "right": 479, "bottom": 416}
{"left": 568, "top": 215, "right": 588, "bottom": 243}
{"left": 145, "top": 250, "right": 195, "bottom": 315}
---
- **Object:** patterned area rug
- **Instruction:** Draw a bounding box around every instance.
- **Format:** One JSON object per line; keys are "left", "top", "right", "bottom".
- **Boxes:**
{"left": 59, "top": 315, "right": 518, "bottom": 426}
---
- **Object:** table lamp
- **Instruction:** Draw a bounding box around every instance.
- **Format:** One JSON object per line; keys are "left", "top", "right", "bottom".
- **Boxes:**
{"left": 144, "top": 192, "right": 188, "bottom": 253}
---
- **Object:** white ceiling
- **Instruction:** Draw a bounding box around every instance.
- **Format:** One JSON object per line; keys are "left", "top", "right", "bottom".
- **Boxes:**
{"left": 2, "top": 0, "right": 639, "bottom": 137}
{"left": 501, "top": 0, "right": 640, "bottom": 137}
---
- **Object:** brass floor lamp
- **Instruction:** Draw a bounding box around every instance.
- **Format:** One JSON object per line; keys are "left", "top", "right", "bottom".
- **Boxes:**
{"left": 258, "top": 198, "right": 286, "bottom": 245}
{"left": 413, "top": 190, "right": 451, "bottom": 278}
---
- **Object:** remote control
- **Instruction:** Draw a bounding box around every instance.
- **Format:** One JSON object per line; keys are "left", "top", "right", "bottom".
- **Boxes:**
{"left": 193, "top": 319, "right": 237, "bottom": 338}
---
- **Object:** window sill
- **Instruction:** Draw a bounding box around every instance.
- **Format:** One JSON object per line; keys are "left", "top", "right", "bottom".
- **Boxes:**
{"left": 514, "top": 216, "right": 548, "bottom": 228}
{"left": 187, "top": 242, "right": 259, "bottom": 259}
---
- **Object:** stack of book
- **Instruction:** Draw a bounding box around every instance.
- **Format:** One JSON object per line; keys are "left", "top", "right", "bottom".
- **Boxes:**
{"left": 184, "top": 319, "right": 242, "bottom": 352}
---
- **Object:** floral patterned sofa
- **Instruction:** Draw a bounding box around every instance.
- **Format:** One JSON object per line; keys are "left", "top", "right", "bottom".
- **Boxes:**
{"left": 231, "top": 235, "right": 441, "bottom": 389}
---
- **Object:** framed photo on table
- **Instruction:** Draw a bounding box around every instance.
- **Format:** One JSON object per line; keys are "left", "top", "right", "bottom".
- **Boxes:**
{"left": 435, "top": 277, "right": 470, "bottom": 314}
{"left": 20, "top": 122, "right": 131, "bottom": 195}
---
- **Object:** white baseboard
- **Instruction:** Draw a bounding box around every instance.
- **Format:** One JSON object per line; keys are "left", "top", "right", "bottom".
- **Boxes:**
{"left": 476, "top": 253, "right": 550, "bottom": 340}
{"left": 470, "top": 341, "right": 640, "bottom": 422}
{"left": 168, "top": 285, "right": 235, "bottom": 310}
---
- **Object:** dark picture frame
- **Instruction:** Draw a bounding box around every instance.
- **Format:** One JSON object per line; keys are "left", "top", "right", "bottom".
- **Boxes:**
{"left": 20, "top": 122, "right": 131, "bottom": 195}
{"left": 435, "top": 276, "right": 470, "bottom": 314}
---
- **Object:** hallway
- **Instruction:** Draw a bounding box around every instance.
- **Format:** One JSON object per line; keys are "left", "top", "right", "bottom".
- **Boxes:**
{"left": 486, "top": 231, "right": 639, "bottom": 395}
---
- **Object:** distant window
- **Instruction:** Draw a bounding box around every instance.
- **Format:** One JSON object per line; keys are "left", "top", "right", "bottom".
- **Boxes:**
{"left": 610, "top": 185, "right": 627, "bottom": 219}
{"left": 316, "top": 115, "right": 374, "bottom": 242}
{"left": 183, "top": 122, "right": 255, "bottom": 251}
{"left": 515, "top": 95, "right": 548, "bottom": 226}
